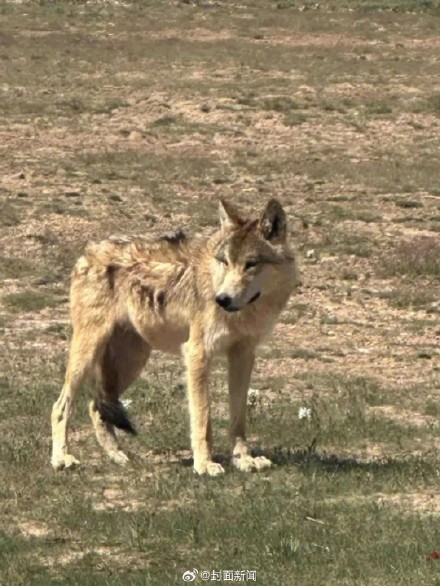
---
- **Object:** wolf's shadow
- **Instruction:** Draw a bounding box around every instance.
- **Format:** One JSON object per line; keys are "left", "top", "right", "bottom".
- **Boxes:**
{"left": 180, "top": 447, "right": 408, "bottom": 474}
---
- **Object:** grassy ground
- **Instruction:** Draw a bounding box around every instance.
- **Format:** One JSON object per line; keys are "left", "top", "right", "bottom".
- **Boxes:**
{"left": 1, "top": 0, "right": 440, "bottom": 584}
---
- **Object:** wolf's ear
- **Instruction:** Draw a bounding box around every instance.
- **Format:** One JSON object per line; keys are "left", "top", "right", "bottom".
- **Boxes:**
{"left": 259, "top": 199, "right": 287, "bottom": 242}
{"left": 219, "top": 199, "right": 243, "bottom": 230}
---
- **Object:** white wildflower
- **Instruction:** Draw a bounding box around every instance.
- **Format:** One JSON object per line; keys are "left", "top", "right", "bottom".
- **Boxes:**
{"left": 298, "top": 406, "right": 312, "bottom": 420}
{"left": 121, "top": 399, "right": 133, "bottom": 409}
{"left": 248, "top": 388, "right": 260, "bottom": 400}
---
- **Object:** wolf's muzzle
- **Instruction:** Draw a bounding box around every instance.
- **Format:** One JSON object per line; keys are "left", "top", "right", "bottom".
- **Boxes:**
{"left": 216, "top": 291, "right": 260, "bottom": 312}
{"left": 215, "top": 294, "right": 237, "bottom": 311}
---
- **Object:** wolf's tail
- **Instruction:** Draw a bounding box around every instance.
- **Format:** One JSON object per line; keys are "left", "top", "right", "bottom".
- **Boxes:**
{"left": 95, "top": 399, "right": 137, "bottom": 435}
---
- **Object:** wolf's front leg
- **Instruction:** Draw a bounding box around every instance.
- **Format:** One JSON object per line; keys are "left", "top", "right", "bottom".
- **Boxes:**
{"left": 228, "top": 342, "right": 272, "bottom": 472}
{"left": 183, "top": 332, "right": 224, "bottom": 476}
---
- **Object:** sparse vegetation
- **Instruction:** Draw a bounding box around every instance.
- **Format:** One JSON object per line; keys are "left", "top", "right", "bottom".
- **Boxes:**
{"left": 3, "top": 290, "right": 65, "bottom": 313}
{"left": 1, "top": 1, "right": 439, "bottom": 584}
{"left": 378, "top": 237, "right": 440, "bottom": 280}
{"left": 380, "top": 286, "right": 437, "bottom": 310}
{"left": 0, "top": 257, "right": 35, "bottom": 279}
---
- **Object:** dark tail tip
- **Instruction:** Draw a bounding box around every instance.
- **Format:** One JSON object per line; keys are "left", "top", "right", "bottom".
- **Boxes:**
{"left": 95, "top": 400, "right": 137, "bottom": 435}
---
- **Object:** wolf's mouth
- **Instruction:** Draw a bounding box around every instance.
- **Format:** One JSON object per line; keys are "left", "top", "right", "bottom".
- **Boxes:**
{"left": 247, "top": 292, "right": 260, "bottom": 305}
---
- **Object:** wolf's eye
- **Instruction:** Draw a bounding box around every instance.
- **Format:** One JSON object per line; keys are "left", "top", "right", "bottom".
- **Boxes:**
{"left": 216, "top": 256, "right": 228, "bottom": 266}
{"left": 245, "top": 260, "right": 258, "bottom": 270}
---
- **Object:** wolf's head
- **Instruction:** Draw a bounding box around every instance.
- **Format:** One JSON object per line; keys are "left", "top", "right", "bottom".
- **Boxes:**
{"left": 211, "top": 198, "right": 296, "bottom": 313}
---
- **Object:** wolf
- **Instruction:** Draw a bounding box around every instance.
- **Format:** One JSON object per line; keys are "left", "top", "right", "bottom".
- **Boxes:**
{"left": 51, "top": 198, "right": 299, "bottom": 475}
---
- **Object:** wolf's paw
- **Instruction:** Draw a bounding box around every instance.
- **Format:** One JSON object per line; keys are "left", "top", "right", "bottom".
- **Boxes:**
{"left": 108, "top": 450, "right": 130, "bottom": 466}
{"left": 194, "top": 461, "right": 225, "bottom": 476}
{"left": 51, "top": 453, "right": 80, "bottom": 471}
{"left": 206, "top": 462, "right": 225, "bottom": 476}
{"left": 232, "top": 454, "right": 272, "bottom": 472}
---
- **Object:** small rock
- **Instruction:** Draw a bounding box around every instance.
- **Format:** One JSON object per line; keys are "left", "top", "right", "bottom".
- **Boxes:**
{"left": 128, "top": 130, "right": 143, "bottom": 142}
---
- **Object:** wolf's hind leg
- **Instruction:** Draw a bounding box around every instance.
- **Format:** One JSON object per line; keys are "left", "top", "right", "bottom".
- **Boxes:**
{"left": 51, "top": 378, "right": 82, "bottom": 470}
{"left": 51, "top": 328, "right": 107, "bottom": 470}
{"left": 90, "top": 326, "right": 150, "bottom": 465}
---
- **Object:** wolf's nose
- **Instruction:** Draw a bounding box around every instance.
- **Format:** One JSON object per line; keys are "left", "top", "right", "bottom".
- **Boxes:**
{"left": 215, "top": 294, "right": 232, "bottom": 309}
